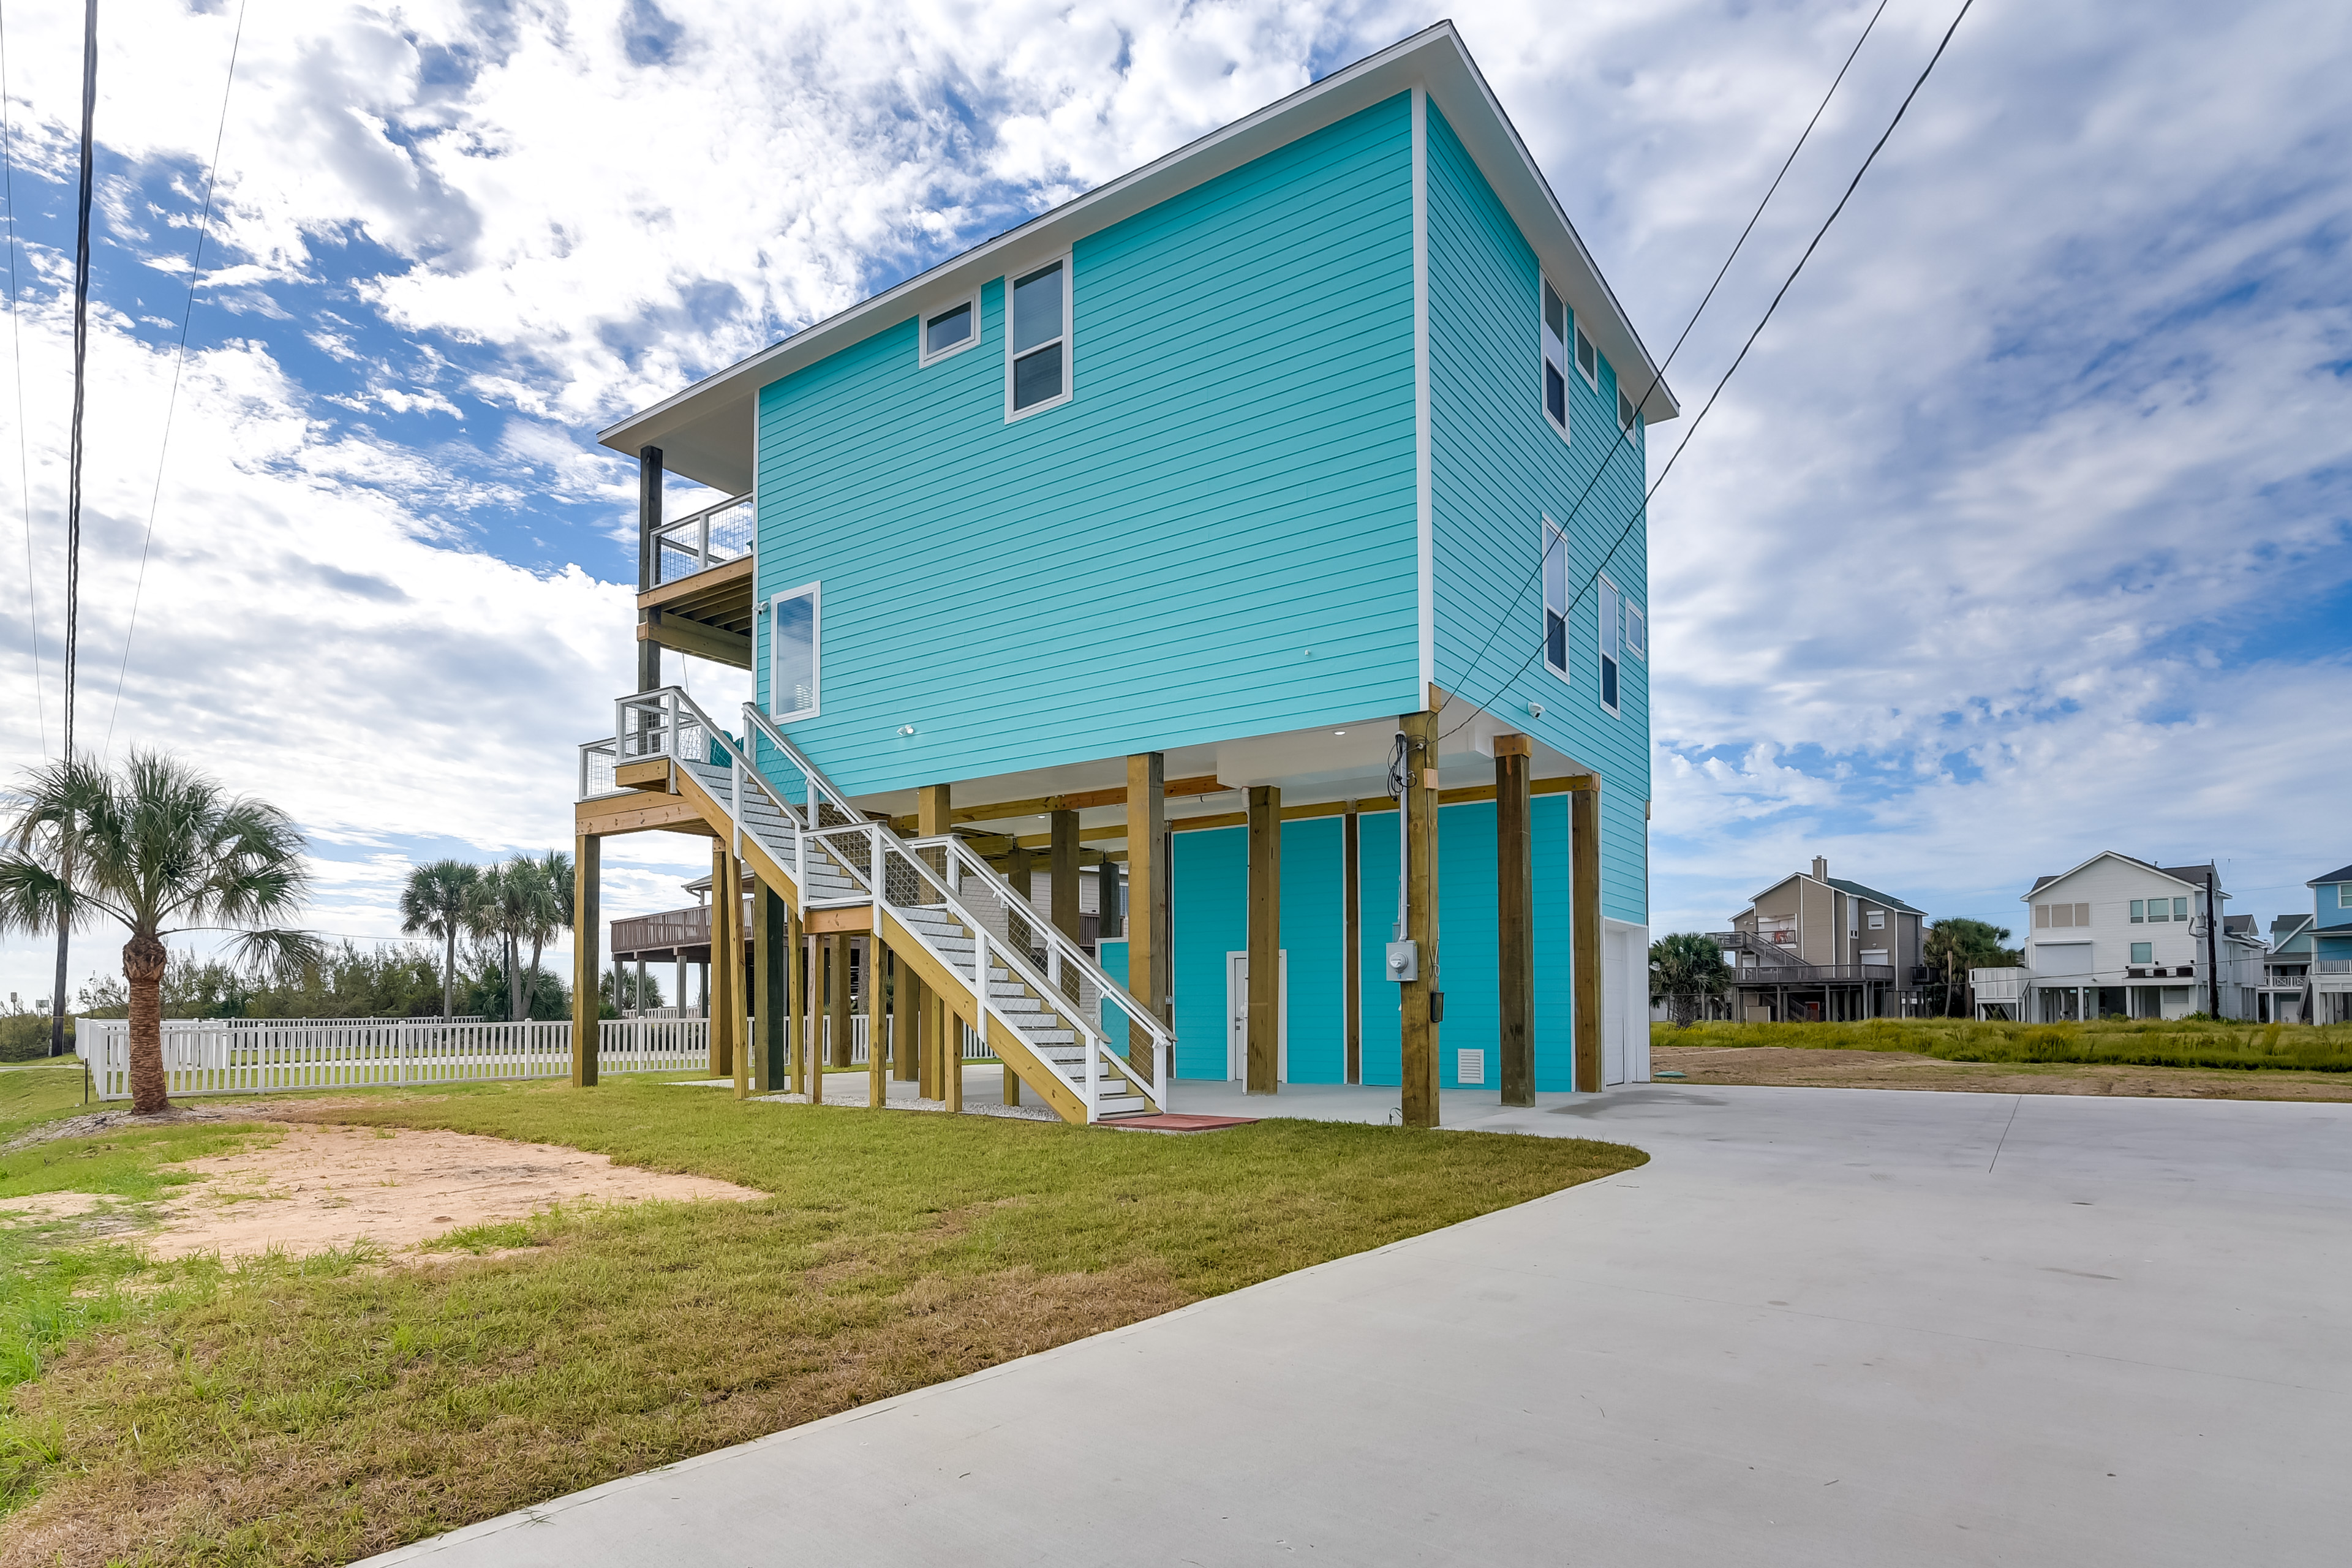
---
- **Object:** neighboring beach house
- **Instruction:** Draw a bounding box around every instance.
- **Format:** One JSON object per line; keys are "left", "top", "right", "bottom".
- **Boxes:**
{"left": 1709, "top": 857, "right": 1926, "bottom": 1021}
{"left": 569, "top": 24, "right": 1671, "bottom": 1126}
{"left": 2305, "top": 861, "right": 2352, "bottom": 1024}
{"left": 1975, "top": 853, "right": 2263, "bottom": 1022}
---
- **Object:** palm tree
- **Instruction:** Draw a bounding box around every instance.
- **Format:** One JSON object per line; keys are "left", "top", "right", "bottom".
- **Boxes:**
{"left": 1649, "top": 932, "right": 1732, "bottom": 1028}
{"left": 0, "top": 752, "right": 319, "bottom": 1115}
{"left": 1924, "top": 918, "right": 2020, "bottom": 1017}
{"left": 523, "top": 848, "right": 573, "bottom": 1017}
{"left": 400, "top": 860, "right": 479, "bottom": 1020}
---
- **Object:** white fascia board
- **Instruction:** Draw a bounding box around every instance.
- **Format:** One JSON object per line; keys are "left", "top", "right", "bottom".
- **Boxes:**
{"left": 598, "top": 21, "right": 1676, "bottom": 493}
{"left": 2017, "top": 850, "right": 2202, "bottom": 902}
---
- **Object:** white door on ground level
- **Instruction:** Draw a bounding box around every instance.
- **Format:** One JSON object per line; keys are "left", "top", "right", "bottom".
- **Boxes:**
{"left": 1603, "top": 927, "right": 1630, "bottom": 1085}
{"left": 1226, "top": 951, "right": 1288, "bottom": 1082}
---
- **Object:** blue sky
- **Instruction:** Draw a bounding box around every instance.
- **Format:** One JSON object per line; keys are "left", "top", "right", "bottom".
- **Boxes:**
{"left": 1, "top": 0, "right": 2348, "bottom": 1006}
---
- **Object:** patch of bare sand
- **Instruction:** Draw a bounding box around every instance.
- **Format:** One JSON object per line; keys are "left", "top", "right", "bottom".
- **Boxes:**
{"left": 0, "top": 1191, "right": 111, "bottom": 1223}
{"left": 146, "top": 1123, "right": 763, "bottom": 1259}
{"left": 1653, "top": 1042, "right": 2352, "bottom": 1101}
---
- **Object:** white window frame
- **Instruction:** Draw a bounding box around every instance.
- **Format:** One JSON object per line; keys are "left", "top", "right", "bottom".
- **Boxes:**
{"left": 1623, "top": 598, "right": 1646, "bottom": 662}
{"left": 1004, "top": 252, "right": 1073, "bottom": 422}
{"left": 1597, "top": 571, "right": 1623, "bottom": 717}
{"left": 1574, "top": 323, "right": 1599, "bottom": 390}
{"left": 1539, "top": 275, "right": 1572, "bottom": 443}
{"left": 768, "top": 580, "right": 821, "bottom": 723}
{"left": 1618, "top": 385, "right": 1640, "bottom": 436}
{"left": 918, "top": 290, "right": 981, "bottom": 368}
{"left": 1540, "top": 518, "right": 1571, "bottom": 685}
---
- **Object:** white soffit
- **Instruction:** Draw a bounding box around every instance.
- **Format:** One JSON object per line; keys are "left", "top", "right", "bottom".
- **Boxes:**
{"left": 599, "top": 21, "right": 1676, "bottom": 494}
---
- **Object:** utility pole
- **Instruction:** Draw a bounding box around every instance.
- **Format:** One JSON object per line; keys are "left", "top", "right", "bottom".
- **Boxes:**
{"left": 48, "top": 0, "right": 99, "bottom": 1058}
{"left": 2205, "top": 867, "right": 2220, "bottom": 1019}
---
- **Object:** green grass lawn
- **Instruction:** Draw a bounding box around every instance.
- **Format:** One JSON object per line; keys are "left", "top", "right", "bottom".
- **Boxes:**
{"left": 1654, "top": 1016, "right": 2352, "bottom": 1071}
{"left": 0, "top": 1072, "right": 1642, "bottom": 1567}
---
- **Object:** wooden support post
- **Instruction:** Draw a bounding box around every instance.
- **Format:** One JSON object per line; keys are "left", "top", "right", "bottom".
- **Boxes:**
{"left": 1125, "top": 753, "right": 1170, "bottom": 1076}
{"left": 714, "top": 847, "right": 743, "bottom": 1088}
{"left": 921, "top": 991, "right": 941, "bottom": 1101}
{"left": 1050, "top": 810, "right": 1080, "bottom": 941}
{"left": 800, "top": 933, "right": 818, "bottom": 1096}
{"left": 1096, "top": 852, "right": 1121, "bottom": 939}
{"left": 571, "top": 834, "right": 600, "bottom": 1087}
{"left": 918, "top": 783, "right": 952, "bottom": 839}
{"left": 636, "top": 445, "right": 664, "bottom": 690}
{"left": 1246, "top": 784, "right": 1282, "bottom": 1095}
{"left": 753, "top": 875, "right": 785, "bottom": 1093}
{"left": 1007, "top": 848, "right": 1033, "bottom": 901}
{"left": 894, "top": 962, "right": 921, "bottom": 1082}
{"left": 1400, "top": 707, "right": 1440, "bottom": 1128}
{"left": 869, "top": 943, "right": 888, "bottom": 1109}
{"left": 828, "top": 934, "right": 852, "bottom": 1068}
{"left": 946, "top": 999, "right": 965, "bottom": 1113}
{"left": 1495, "top": 735, "right": 1535, "bottom": 1107}
{"left": 1343, "top": 802, "right": 1362, "bottom": 1084}
{"left": 783, "top": 904, "right": 804, "bottom": 1096}
{"left": 1570, "top": 774, "right": 1604, "bottom": 1094}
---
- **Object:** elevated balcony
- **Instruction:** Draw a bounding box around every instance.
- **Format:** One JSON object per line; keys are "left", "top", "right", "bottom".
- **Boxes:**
{"left": 638, "top": 492, "right": 755, "bottom": 669}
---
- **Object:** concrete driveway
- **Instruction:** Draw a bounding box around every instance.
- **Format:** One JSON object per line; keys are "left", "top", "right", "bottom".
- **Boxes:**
{"left": 365, "top": 1087, "right": 2352, "bottom": 1566}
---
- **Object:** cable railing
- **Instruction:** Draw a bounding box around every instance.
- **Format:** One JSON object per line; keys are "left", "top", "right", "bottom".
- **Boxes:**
{"left": 650, "top": 492, "right": 753, "bottom": 586}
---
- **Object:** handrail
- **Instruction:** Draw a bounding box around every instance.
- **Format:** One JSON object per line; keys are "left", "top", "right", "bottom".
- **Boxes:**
{"left": 919, "top": 832, "right": 1171, "bottom": 1109}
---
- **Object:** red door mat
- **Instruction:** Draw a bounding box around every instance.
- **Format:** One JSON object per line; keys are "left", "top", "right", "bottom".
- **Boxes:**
{"left": 1101, "top": 1113, "right": 1259, "bottom": 1133}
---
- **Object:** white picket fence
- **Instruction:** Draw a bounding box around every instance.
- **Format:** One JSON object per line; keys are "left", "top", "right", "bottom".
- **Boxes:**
{"left": 75, "top": 1012, "right": 992, "bottom": 1101}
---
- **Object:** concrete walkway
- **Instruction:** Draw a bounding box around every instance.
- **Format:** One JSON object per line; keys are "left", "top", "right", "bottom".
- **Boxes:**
{"left": 364, "top": 1087, "right": 2352, "bottom": 1566}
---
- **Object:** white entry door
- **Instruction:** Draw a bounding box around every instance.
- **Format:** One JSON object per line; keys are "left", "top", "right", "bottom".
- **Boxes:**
{"left": 1225, "top": 951, "right": 1289, "bottom": 1082}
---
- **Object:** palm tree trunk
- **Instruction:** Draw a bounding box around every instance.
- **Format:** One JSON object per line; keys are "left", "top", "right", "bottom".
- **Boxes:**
{"left": 527, "top": 935, "right": 545, "bottom": 1020}
{"left": 509, "top": 930, "right": 523, "bottom": 1021}
{"left": 124, "top": 933, "right": 170, "bottom": 1115}
{"left": 443, "top": 926, "right": 456, "bottom": 1020}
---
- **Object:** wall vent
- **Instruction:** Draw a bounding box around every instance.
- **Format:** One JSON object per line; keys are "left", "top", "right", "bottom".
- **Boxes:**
{"left": 1458, "top": 1049, "right": 1485, "bottom": 1085}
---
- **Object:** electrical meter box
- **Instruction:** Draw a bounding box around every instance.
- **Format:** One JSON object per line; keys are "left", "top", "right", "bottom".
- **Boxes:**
{"left": 1385, "top": 940, "right": 1419, "bottom": 982}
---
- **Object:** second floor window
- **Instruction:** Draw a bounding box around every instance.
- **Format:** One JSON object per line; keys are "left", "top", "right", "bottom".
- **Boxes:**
{"left": 2131, "top": 942, "right": 2154, "bottom": 963}
{"left": 1542, "top": 521, "right": 1569, "bottom": 680}
{"left": 1540, "top": 279, "right": 1570, "bottom": 436}
{"left": 1009, "top": 258, "right": 1069, "bottom": 416}
{"left": 772, "top": 583, "right": 819, "bottom": 720}
{"left": 1598, "top": 575, "right": 1623, "bottom": 713}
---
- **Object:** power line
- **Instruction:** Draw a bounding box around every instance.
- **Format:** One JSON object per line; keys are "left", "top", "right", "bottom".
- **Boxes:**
{"left": 0, "top": 0, "right": 43, "bottom": 761}
{"left": 1444, "top": 0, "right": 1977, "bottom": 741}
{"left": 104, "top": 0, "right": 246, "bottom": 758}
{"left": 62, "top": 0, "right": 96, "bottom": 764}
{"left": 1439, "top": 0, "right": 1895, "bottom": 737}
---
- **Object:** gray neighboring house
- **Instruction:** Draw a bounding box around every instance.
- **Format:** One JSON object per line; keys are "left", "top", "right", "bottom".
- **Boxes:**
{"left": 1710, "top": 858, "right": 1926, "bottom": 1022}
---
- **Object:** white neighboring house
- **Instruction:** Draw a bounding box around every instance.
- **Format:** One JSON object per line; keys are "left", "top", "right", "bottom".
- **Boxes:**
{"left": 1972, "top": 853, "right": 2264, "bottom": 1022}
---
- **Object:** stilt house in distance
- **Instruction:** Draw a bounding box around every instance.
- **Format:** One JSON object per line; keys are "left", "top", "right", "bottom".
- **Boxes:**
{"left": 571, "top": 23, "right": 1671, "bottom": 1126}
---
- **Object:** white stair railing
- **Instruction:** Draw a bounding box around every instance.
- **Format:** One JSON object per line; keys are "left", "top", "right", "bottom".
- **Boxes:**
{"left": 587, "top": 687, "right": 1175, "bottom": 1121}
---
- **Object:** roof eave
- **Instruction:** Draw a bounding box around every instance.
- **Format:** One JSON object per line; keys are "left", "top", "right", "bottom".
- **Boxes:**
{"left": 597, "top": 21, "right": 1676, "bottom": 493}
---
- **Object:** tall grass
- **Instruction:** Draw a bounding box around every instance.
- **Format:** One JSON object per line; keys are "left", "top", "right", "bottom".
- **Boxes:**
{"left": 1653, "top": 1017, "right": 2352, "bottom": 1072}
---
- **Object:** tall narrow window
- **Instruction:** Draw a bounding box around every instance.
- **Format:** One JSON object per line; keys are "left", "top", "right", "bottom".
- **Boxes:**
{"left": 1540, "top": 280, "right": 1570, "bottom": 437}
{"left": 1624, "top": 600, "right": 1646, "bottom": 660}
{"left": 1598, "top": 575, "right": 1622, "bottom": 713}
{"left": 920, "top": 295, "right": 977, "bottom": 365}
{"left": 1575, "top": 324, "right": 1597, "bottom": 388}
{"left": 1008, "top": 258, "right": 1069, "bottom": 416}
{"left": 1619, "top": 386, "right": 1640, "bottom": 435}
{"left": 771, "top": 583, "right": 819, "bottom": 720}
{"left": 1542, "top": 521, "right": 1569, "bottom": 680}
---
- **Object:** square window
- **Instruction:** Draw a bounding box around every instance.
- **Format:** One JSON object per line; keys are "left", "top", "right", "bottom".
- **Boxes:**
{"left": 2147, "top": 899, "right": 2168, "bottom": 922}
{"left": 2131, "top": 941, "right": 2153, "bottom": 964}
{"left": 1007, "top": 258, "right": 1070, "bottom": 417}
{"left": 770, "top": 583, "right": 819, "bottom": 720}
{"left": 919, "top": 296, "right": 977, "bottom": 365}
{"left": 1542, "top": 521, "right": 1570, "bottom": 681}
{"left": 1868, "top": 910, "right": 1885, "bottom": 930}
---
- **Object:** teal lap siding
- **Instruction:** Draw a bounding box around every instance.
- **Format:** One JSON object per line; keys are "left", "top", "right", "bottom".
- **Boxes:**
{"left": 754, "top": 94, "right": 1422, "bottom": 798}
{"left": 1424, "top": 102, "right": 1650, "bottom": 925}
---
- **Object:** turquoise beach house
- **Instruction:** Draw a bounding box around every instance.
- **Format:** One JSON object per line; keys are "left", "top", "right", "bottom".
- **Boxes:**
{"left": 573, "top": 23, "right": 1673, "bottom": 1126}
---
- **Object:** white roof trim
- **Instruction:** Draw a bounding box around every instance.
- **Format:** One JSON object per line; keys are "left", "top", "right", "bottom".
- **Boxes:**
{"left": 597, "top": 21, "right": 1677, "bottom": 493}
